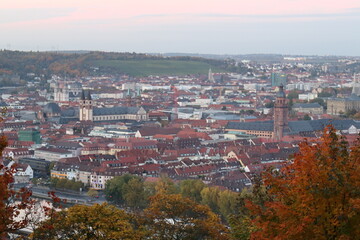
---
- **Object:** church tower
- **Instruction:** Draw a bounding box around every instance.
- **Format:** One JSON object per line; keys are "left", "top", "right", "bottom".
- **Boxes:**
{"left": 136, "top": 88, "right": 142, "bottom": 107}
{"left": 352, "top": 73, "right": 360, "bottom": 96}
{"left": 273, "top": 85, "right": 288, "bottom": 140}
{"left": 126, "top": 89, "right": 132, "bottom": 107}
{"left": 208, "top": 68, "right": 215, "bottom": 82}
{"left": 79, "top": 90, "right": 93, "bottom": 121}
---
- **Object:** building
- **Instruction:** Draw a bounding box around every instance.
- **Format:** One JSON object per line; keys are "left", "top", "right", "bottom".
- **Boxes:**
{"left": 18, "top": 157, "right": 51, "bottom": 178}
{"left": 18, "top": 129, "right": 41, "bottom": 144}
{"left": 79, "top": 90, "right": 148, "bottom": 122}
{"left": 37, "top": 102, "right": 62, "bottom": 121}
{"left": 273, "top": 85, "right": 288, "bottom": 140}
{"left": 3, "top": 160, "right": 33, "bottom": 183}
{"left": 226, "top": 119, "right": 360, "bottom": 138}
{"left": 327, "top": 96, "right": 360, "bottom": 115}
{"left": 271, "top": 72, "right": 287, "bottom": 87}
{"left": 208, "top": 68, "right": 215, "bottom": 82}
{"left": 53, "top": 81, "right": 82, "bottom": 102}
{"left": 292, "top": 103, "right": 323, "bottom": 115}
{"left": 352, "top": 73, "right": 360, "bottom": 96}
{"left": 34, "top": 147, "right": 73, "bottom": 162}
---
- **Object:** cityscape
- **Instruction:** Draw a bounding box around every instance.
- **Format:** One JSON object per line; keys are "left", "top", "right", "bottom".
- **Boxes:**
{"left": 1, "top": 0, "right": 360, "bottom": 239}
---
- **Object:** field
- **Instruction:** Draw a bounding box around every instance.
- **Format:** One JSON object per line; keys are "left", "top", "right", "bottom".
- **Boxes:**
{"left": 89, "top": 59, "right": 226, "bottom": 76}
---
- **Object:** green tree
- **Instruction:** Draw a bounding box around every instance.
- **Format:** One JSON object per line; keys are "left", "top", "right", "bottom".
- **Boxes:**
{"left": 303, "top": 114, "right": 311, "bottom": 120}
{"left": 218, "top": 190, "right": 237, "bottom": 221}
{"left": 123, "top": 178, "right": 148, "bottom": 210}
{"left": 180, "top": 179, "right": 206, "bottom": 203}
{"left": 287, "top": 91, "right": 299, "bottom": 100}
{"left": 310, "top": 98, "right": 326, "bottom": 109}
{"left": 201, "top": 187, "right": 221, "bottom": 214}
{"left": 104, "top": 174, "right": 142, "bottom": 205}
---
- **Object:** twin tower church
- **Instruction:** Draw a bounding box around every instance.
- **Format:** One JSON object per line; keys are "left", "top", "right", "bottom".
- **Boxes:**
{"left": 79, "top": 90, "right": 148, "bottom": 122}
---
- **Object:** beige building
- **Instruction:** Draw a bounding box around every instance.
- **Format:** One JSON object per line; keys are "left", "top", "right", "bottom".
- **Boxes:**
{"left": 327, "top": 97, "right": 360, "bottom": 115}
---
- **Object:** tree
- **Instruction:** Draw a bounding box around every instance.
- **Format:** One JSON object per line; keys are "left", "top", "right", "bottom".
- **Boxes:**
{"left": 287, "top": 91, "right": 299, "bottom": 100}
{"left": 229, "top": 179, "right": 270, "bottom": 240}
{"left": 217, "top": 190, "right": 237, "bottom": 221}
{"left": 155, "top": 176, "right": 179, "bottom": 194}
{"left": 143, "top": 193, "right": 230, "bottom": 240}
{"left": 104, "top": 174, "right": 142, "bottom": 205}
{"left": 245, "top": 126, "right": 360, "bottom": 239}
{"left": 122, "top": 178, "right": 148, "bottom": 210}
{"left": 310, "top": 98, "right": 326, "bottom": 109}
{"left": 180, "top": 179, "right": 205, "bottom": 203}
{"left": 201, "top": 186, "right": 221, "bottom": 214}
{"left": 303, "top": 114, "right": 311, "bottom": 120}
{"left": 32, "top": 203, "right": 143, "bottom": 240}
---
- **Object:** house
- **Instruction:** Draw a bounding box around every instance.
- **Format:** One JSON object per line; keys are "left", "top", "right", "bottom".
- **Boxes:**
{"left": 3, "top": 160, "right": 33, "bottom": 183}
{"left": 19, "top": 157, "right": 51, "bottom": 178}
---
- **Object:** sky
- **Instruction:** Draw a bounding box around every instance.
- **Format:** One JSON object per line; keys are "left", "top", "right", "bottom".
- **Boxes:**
{"left": 1, "top": 0, "right": 360, "bottom": 56}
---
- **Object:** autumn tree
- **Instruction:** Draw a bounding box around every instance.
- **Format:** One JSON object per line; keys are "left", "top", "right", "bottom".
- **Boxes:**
{"left": 143, "top": 193, "right": 230, "bottom": 240}
{"left": 154, "top": 176, "right": 179, "bottom": 194}
{"left": 0, "top": 109, "right": 35, "bottom": 238}
{"left": 32, "top": 203, "right": 144, "bottom": 240}
{"left": 244, "top": 126, "right": 360, "bottom": 240}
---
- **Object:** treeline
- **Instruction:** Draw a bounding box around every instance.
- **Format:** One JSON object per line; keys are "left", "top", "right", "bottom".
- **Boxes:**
{"left": 50, "top": 178, "right": 84, "bottom": 192}
{"left": 104, "top": 175, "right": 239, "bottom": 222}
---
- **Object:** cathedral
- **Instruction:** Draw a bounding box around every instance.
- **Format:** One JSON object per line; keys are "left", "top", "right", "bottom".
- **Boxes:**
{"left": 79, "top": 91, "right": 148, "bottom": 122}
{"left": 51, "top": 80, "right": 83, "bottom": 102}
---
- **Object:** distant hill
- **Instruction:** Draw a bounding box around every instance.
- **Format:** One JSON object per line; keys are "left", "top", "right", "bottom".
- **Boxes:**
{"left": 0, "top": 50, "right": 243, "bottom": 79}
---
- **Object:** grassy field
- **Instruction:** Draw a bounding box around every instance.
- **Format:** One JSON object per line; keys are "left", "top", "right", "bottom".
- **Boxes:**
{"left": 89, "top": 59, "right": 226, "bottom": 76}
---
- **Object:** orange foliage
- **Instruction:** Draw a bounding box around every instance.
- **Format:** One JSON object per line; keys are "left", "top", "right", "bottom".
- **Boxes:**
{"left": 247, "top": 126, "right": 360, "bottom": 240}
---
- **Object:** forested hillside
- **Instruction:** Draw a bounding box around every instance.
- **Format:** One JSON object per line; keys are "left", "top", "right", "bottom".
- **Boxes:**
{"left": 0, "top": 50, "right": 249, "bottom": 80}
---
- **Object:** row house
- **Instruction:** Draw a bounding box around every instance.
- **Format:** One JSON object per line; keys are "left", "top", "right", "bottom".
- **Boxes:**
{"left": 51, "top": 162, "right": 94, "bottom": 187}
{"left": 81, "top": 143, "right": 110, "bottom": 155}
{"left": 174, "top": 164, "right": 217, "bottom": 177}
{"left": 50, "top": 141, "right": 83, "bottom": 157}
{"left": 90, "top": 167, "right": 129, "bottom": 190}
{"left": 2, "top": 148, "right": 34, "bottom": 160}
{"left": 110, "top": 139, "right": 158, "bottom": 155}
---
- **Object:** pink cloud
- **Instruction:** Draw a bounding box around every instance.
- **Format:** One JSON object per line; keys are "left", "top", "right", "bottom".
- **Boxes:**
{"left": 1, "top": 0, "right": 360, "bottom": 27}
